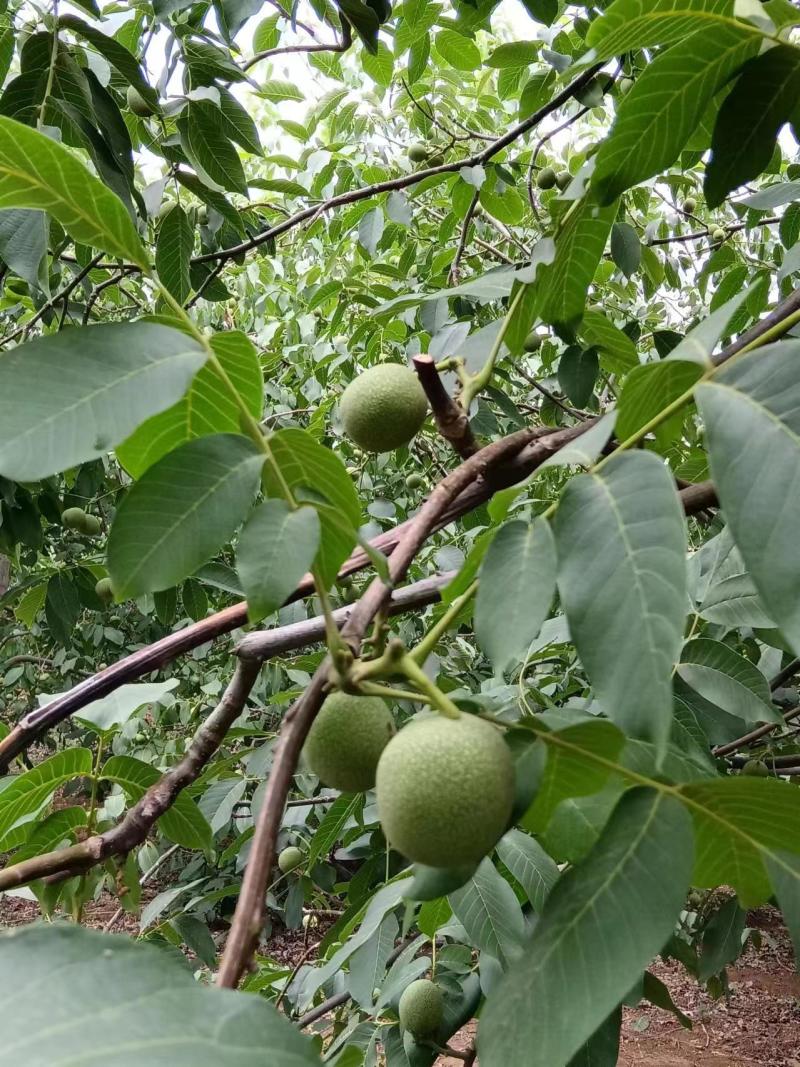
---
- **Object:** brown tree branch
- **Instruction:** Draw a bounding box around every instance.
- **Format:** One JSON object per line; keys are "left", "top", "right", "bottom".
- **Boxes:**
{"left": 413, "top": 354, "right": 478, "bottom": 459}
{"left": 243, "top": 20, "right": 351, "bottom": 71}
{"left": 191, "top": 63, "right": 604, "bottom": 267}
{"left": 448, "top": 189, "right": 482, "bottom": 286}
{"left": 0, "top": 659, "right": 261, "bottom": 891}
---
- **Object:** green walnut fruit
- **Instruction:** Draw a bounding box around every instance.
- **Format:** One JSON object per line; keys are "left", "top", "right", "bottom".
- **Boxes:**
{"left": 304, "top": 692, "right": 396, "bottom": 792}
{"left": 278, "top": 846, "right": 305, "bottom": 874}
{"left": 376, "top": 713, "right": 514, "bottom": 867}
{"left": 399, "top": 979, "right": 443, "bottom": 1041}
{"left": 428, "top": 153, "right": 445, "bottom": 167}
{"left": 126, "top": 85, "right": 155, "bottom": 118}
{"left": 405, "top": 473, "right": 425, "bottom": 490}
{"left": 82, "top": 514, "right": 102, "bottom": 537}
{"left": 682, "top": 197, "right": 697, "bottom": 215}
{"left": 340, "top": 364, "right": 428, "bottom": 453}
{"left": 536, "top": 166, "right": 557, "bottom": 191}
{"left": 711, "top": 227, "right": 726, "bottom": 242}
{"left": 197, "top": 205, "right": 209, "bottom": 225}
{"left": 742, "top": 759, "right": 770, "bottom": 777}
{"left": 408, "top": 143, "right": 429, "bottom": 163}
{"left": 61, "top": 507, "right": 87, "bottom": 531}
{"left": 523, "top": 331, "right": 542, "bottom": 352}
{"left": 555, "top": 170, "right": 572, "bottom": 191}
{"left": 618, "top": 76, "right": 634, "bottom": 95}
{"left": 95, "top": 577, "right": 114, "bottom": 604}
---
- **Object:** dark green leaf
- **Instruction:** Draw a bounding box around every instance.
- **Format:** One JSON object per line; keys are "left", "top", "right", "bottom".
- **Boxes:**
{"left": 45, "top": 573, "right": 81, "bottom": 647}
{"left": 557, "top": 346, "right": 598, "bottom": 407}
{"left": 705, "top": 44, "right": 800, "bottom": 208}
{"left": 155, "top": 204, "right": 193, "bottom": 304}
{"left": 0, "top": 208, "right": 48, "bottom": 292}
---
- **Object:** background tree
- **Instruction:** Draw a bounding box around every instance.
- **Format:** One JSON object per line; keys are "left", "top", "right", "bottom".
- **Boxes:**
{"left": 1, "top": 0, "right": 800, "bottom": 1064}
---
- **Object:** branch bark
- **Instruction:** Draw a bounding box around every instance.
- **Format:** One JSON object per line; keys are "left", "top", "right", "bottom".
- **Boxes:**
{"left": 412, "top": 354, "right": 478, "bottom": 458}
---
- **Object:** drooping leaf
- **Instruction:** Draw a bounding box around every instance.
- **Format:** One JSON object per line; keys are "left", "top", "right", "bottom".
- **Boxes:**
{"left": 262, "top": 428, "right": 361, "bottom": 587}
{"left": 479, "top": 788, "right": 694, "bottom": 1067}
{"left": 237, "top": 499, "right": 320, "bottom": 621}
{"left": 610, "top": 221, "right": 641, "bottom": 276}
{"left": 557, "top": 346, "right": 598, "bottom": 407}
{"left": 155, "top": 204, "right": 194, "bottom": 303}
{"left": 553, "top": 451, "right": 687, "bottom": 755}
{"left": 107, "top": 434, "right": 264, "bottom": 597}
{"left": 0, "top": 208, "right": 48, "bottom": 292}
{"left": 475, "top": 518, "right": 556, "bottom": 675}
{"left": 696, "top": 340, "right": 800, "bottom": 655}
{"left": 0, "top": 117, "right": 147, "bottom": 265}
{"left": 0, "top": 322, "right": 207, "bottom": 481}
{"left": 705, "top": 44, "right": 800, "bottom": 208}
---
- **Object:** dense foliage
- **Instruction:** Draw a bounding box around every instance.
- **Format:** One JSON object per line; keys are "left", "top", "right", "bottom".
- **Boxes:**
{"left": 2, "top": 0, "right": 800, "bottom": 1064}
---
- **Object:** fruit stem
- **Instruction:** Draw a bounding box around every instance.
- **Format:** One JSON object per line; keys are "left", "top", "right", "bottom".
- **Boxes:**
{"left": 357, "top": 681, "right": 430, "bottom": 704}
{"left": 409, "top": 580, "right": 478, "bottom": 666}
{"left": 398, "top": 654, "right": 461, "bottom": 719}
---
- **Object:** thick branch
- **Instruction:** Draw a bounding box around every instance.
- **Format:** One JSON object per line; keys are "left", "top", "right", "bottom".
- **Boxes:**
{"left": 412, "top": 355, "right": 478, "bottom": 458}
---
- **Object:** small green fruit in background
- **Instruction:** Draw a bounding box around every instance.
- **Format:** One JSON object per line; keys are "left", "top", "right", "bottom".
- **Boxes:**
{"left": 278, "top": 846, "right": 305, "bottom": 874}
{"left": 618, "top": 76, "right": 634, "bottom": 95}
{"left": 399, "top": 979, "right": 444, "bottom": 1040}
{"left": 126, "top": 85, "right": 155, "bottom": 118}
{"left": 711, "top": 227, "right": 726, "bottom": 242}
{"left": 741, "top": 759, "right": 769, "bottom": 777}
{"left": 555, "top": 170, "right": 572, "bottom": 191}
{"left": 340, "top": 364, "right": 428, "bottom": 453}
{"left": 523, "top": 331, "right": 542, "bottom": 352}
{"left": 682, "top": 197, "right": 697, "bottom": 215}
{"left": 304, "top": 692, "right": 396, "bottom": 792}
{"left": 428, "top": 153, "right": 445, "bottom": 167}
{"left": 95, "top": 577, "right": 114, "bottom": 604}
{"left": 197, "top": 205, "right": 209, "bottom": 225}
{"left": 61, "top": 507, "right": 87, "bottom": 530}
{"left": 376, "top": 713, "right": 514, "bottom": 867}
{"left": 82, "top": 514, "right": 102, "bottom": 537}
{"left": 408, "top": 143, "right": 429, "bottom": 163}
{"left": 536, "top": 166, "right": 557, "bottom": 190}
{"left": 405, "top": 473, "right": 424, "bottom": 490}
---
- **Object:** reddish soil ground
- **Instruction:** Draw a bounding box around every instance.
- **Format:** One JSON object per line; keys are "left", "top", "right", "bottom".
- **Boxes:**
{"left": 2, "top": 895, "right": 797, "bottom": 1066}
